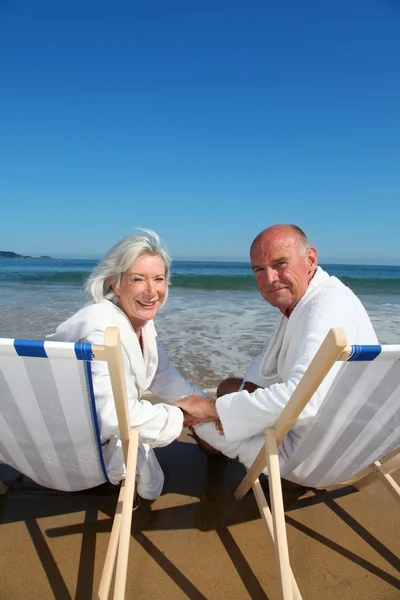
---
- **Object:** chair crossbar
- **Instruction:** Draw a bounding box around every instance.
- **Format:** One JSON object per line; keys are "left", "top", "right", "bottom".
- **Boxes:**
{"left": 372, "top": 460, "right": 400, "bottom": 504}
{"left": 0, "top": 338, "right": 95, "bottom": 361}
{"left": 347, "top": 344, "right": 400, "bottom": 362}
{"left": 382, "top": 452, "right": 400, "bottom": 475}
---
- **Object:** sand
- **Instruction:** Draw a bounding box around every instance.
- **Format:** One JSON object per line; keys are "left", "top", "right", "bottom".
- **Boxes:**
{"left": 0, "top": 429, "right": 399, "bottom": 600}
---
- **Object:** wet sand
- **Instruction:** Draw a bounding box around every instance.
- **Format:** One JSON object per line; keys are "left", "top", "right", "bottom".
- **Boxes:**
{"left": 1, "top": 429, "right": 399, "bottom": 600}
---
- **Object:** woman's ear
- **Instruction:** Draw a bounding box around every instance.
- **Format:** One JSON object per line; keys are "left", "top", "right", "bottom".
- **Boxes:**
{"left": 110, "top": 277, "right": 120, "bottom": 296}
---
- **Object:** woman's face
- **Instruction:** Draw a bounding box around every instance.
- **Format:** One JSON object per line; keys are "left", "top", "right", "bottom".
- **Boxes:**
{"left": 112, "top": 253, "right": 167, "bottom": 329}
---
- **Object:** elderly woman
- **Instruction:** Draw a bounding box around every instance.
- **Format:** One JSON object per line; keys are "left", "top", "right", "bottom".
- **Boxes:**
{"left": 47, "top": 229, "right": 207, "bottom": 500}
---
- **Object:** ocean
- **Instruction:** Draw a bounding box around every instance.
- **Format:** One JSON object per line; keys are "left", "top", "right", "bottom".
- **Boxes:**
{"left": 1, "top": 258, "right": 400, "bottom": 389}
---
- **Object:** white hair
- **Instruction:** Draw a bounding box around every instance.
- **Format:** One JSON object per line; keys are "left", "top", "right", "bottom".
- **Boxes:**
{"left": 84, "top": 229, "right": 171, "bottom": 305}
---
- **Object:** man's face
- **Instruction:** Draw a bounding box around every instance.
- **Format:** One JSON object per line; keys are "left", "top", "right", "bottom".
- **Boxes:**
{"left": 250, "top": 229, "right": 317, "bottom": 317}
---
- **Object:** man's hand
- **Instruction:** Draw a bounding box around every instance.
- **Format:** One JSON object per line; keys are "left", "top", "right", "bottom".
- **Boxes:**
{"left": 174, "top": 395, "right": 218, "bottom": 422}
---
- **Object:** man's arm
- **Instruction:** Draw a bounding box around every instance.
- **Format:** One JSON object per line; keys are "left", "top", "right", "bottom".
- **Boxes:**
{"left": 175, "top": 379, "right": 262, "bottom": 429}
{"left": 210, "top": 291, "right": 373, "bottom": 443}
{"left": 178, "top": 306, "right": 340, "bottom": 442}
{"left": 174, "top": 395, "right": 218, "bottom": 421}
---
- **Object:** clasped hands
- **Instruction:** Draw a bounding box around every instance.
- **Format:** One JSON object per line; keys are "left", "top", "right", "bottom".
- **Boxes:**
{"left": 174, "top": 395, "right": 223, "bottom": 433}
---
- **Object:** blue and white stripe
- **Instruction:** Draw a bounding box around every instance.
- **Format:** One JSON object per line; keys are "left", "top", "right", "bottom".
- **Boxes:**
{"left": 0, "top": 338, "right": 94, "bottom": 361}
{"left": 348, "top": 344, "right": 400, "bottom": 362}
{"left": 0, "top": 338, "right": 108, "bottom": 492}
{"left": 281, "top": 343, "right": 400, "bottom": 487}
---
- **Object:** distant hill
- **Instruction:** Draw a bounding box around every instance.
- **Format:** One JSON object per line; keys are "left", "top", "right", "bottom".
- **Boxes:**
{"left": 0, "top": 251, "right": 52, "bottom": 259}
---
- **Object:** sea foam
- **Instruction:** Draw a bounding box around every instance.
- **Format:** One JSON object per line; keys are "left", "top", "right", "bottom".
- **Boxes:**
{"left": 1, "top": 280, "right": 399, "bottom": 391}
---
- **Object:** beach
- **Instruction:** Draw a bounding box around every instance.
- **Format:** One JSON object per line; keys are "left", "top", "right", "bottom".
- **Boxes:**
{"left": 1, "top": 431, "right": 399, "bottom": 599}
{"left": 1, "top": 258, "right": 400, "bottom": 598}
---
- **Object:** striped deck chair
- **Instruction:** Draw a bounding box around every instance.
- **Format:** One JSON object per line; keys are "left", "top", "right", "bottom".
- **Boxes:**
{"left": 234, "top": 328, "right": 400, "bottom": 600}
{"left": 0, "top": 326, "right": 138, "bottom": 600}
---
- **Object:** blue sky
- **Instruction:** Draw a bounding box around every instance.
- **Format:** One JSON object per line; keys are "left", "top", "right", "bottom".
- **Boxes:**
{"left": 1, "top": 0, "right": 400, "bottom": 263}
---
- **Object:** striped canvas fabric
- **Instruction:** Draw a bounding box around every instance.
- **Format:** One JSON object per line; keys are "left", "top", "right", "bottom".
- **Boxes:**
{"left": 0, "top": 338, "right": 109, "bottom": 491}
{"left": 280, "top": 345, "right": 400, "bottom": 487}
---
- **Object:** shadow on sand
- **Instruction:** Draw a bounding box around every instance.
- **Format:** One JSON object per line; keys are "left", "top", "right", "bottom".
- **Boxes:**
{"left": 1, "top": 438, "right": 399, "bottom": 599}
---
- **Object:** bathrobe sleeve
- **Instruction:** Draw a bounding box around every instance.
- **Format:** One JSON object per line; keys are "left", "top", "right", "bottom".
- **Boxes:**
{"left": 85, "top": 330, "right": 184, "bottom": 448}
{"left": 215, "top": 339, "right": 313, "bottom": 443}
{"left": 215, "top": 287, "right": 376, "bottom": 443}
{"left": 148, "top": 339, "right": 208, "bottom": 402}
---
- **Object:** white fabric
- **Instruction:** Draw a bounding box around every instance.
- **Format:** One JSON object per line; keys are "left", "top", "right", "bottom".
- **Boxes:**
{"left": 195, "top": 267, "right": 378, "bottom": 473}
{"left": 280, "top": 359, "right": 400, "bottom": 486}
{"left": 0, "top": 351, "right": 107, "bottom": 491}
{"left": 47, "top": 300, "right": 205, "bottom": 498}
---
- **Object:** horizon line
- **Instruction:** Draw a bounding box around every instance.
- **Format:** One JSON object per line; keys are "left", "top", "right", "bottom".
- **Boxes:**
{"left": 2, "top": 255, "right": 400, "bottom": 268}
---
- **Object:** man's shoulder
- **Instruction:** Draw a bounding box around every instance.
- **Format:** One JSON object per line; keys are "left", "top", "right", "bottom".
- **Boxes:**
{"left": 308, "top": 272, "right": 355, "bottom": 302}
{"left": 293, "top": 273, "right": 365, "bottom": 327}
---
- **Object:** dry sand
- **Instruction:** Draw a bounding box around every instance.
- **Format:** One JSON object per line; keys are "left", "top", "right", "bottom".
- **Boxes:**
{"left": 0, "top": 430, "right": 399, "bottom": 600}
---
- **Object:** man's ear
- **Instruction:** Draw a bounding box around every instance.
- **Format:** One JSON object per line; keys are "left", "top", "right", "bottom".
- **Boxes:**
{"left": 307, "top": 246, "right": 318, "bottom": 271}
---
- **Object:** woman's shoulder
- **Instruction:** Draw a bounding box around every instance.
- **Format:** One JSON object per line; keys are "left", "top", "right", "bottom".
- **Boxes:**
{"left": 48, "top": 300, "right": 124, "bottom": 341}
{"left": 143, "top": 319, "right": 157, "bottom": 334}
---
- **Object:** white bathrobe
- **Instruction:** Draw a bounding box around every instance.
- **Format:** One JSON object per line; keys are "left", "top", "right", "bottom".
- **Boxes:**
{"left": 195, "top": 267, "right": 378, "bottom": 474}
{"left": 47, "top": 300, "right": 205, "bottom": 499}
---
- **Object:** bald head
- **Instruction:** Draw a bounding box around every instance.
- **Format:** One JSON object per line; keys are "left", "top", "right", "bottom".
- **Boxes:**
{"left": 251, "top": 224, "right": 310, "bottom": 257}
{"left": 250, "top": 224, "right": 318, "bottom": 317}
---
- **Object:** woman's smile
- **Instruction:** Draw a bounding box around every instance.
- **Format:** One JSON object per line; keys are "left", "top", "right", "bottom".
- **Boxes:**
{"left": 112, "top": 253, "right": 167, "bottom": 329}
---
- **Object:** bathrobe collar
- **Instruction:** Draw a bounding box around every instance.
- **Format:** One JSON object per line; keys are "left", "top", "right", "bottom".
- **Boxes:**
{"left": 260, "top": 267, "right": 330, "bottom": 380}
{"left": 47, "top": 300, "right": 159, "bottom": 396}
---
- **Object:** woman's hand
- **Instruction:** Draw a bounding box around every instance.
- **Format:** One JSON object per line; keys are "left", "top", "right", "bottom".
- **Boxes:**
{"left": 215, "top": 418, "right": 224, "bottom": 435}
{"left": 181, "top": 411, "right": 204, "bottom": 428}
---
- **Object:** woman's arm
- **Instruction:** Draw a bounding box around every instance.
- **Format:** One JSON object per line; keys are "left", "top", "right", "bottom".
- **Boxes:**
{"left": 86, "top": 330, "right": 184, "bottom": 447}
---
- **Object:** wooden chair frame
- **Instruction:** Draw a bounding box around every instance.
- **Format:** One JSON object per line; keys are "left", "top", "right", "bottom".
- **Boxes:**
{"left": 0, "top": 327, "right": 138, "bottom": 600}
{"left": 234, "top": 328, "right": 400, "bottom": 600}
{"left": 93, "top": 327, "right": 139, "bottom": 600}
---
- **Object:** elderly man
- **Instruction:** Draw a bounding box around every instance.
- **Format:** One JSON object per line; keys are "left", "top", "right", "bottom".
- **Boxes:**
{"left": 175, "top": 224, "right": 378, "bottom": 468}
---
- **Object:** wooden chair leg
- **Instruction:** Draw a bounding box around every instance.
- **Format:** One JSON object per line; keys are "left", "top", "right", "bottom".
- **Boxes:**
{"left": 113, "top": 429, "right": 139, "bottom": 600}
{"left": 97, "top": 429, "right": 139, "bottom": 600}
{"left": 97, "top": 481, "right": 125, "bottom": 600}
{"left": 265, "top": 428, "right": 294, "bottom": 600}
{"left": 252, "top": 478, "right": 302, "bottom": 599}
{"left": 234, "top": 444, "right": 267, "bottom": 500}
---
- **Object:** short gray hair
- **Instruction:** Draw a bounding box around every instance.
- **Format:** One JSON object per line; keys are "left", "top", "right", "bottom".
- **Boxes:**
{"left": 290, "top": 225, "right": 310, "bottom": 256}
{"left": 84, "top": 229, "right": 171, "bottom": 305}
